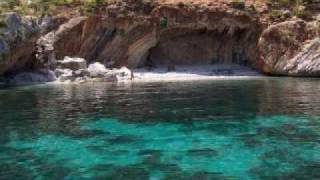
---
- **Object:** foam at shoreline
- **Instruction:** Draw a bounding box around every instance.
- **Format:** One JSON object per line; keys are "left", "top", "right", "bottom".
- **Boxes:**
{"left": 132, "top": 65, "right": 263, "bottom": 82}
{"left": 6, "top": 65, "right": 264, "bottom": 86}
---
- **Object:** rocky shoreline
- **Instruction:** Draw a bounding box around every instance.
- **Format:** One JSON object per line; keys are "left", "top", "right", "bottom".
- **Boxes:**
{"left": 0, "top": 0, "right": 319, "bottom": 85}
{"left": 4, "top": 56, "right": 263, "bottom": 85}
{"left": 6, "top": 57, "right": 133, "bottom": 85}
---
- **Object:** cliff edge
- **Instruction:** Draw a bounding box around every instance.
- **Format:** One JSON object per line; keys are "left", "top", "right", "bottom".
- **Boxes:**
{"left": 0, "top": 0, "right": 319, "bottom": 80}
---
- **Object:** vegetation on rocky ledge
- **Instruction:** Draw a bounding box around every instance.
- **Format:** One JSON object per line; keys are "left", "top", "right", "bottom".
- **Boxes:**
{"left": 266, "top": 0, "right": 313, "bottom": 19}
{"left": 0, "top": 0, "right": 319, "bottom": 77}
{"left": 0, "top": 0, "right": 109, "bottom": 16}
{"left": 0, "top": 0, "right": 317, "bottom": 22}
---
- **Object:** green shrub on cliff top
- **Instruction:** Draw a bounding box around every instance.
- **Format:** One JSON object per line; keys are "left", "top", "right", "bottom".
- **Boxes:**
{"left": 266, "top": 0, "right": 304, "bottom": 7}
{"left": 266, "top": 0, "right": 313, "bottom": 20}
{"left": 230, "top": 0, "right": 245, "bottom": 9}
{"left": 0, "top": 17, "right": 6, "bottom": 29}
{"left": 0, "top": 0, "right": 112, "bottom": 16}
{"left": 160, "top": 17, "right": 168, "bottom": 28}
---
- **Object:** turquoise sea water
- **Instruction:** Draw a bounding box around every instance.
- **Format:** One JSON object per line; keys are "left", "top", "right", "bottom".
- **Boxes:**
{"left": 0, "top": 78, "right": 320, "bottom": 179}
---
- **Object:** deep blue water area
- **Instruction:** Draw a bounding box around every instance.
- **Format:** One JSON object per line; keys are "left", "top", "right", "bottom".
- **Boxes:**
{"left": 0, "top": 78, "right": 320, "bottom": 179}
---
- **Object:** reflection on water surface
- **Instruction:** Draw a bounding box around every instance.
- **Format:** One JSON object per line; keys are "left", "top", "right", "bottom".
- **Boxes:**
{"left": 0, "top": 78, "right": 320, "bottom": 179}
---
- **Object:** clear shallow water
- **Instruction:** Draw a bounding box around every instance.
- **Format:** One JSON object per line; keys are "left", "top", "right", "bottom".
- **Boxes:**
{"left": 0, "top": 78, "right": 320, "bottom": 179}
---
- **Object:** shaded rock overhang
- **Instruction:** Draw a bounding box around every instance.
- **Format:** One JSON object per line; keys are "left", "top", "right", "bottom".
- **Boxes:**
{"left": 41, "top": 5, "right": 262, "bottom": 70}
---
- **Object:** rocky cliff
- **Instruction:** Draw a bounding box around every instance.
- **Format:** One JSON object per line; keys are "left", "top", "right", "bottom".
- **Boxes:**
{"left": 259, "top": 20, "right": 320, "bottom": 76}
{"left": 0, "top": 12, "right": 64, "bottom": 76}
{"left": 0, "top": 0, "right": 320, "bottom": 80}
{"left": 0, "top": 13, "right": 40, "bottom": 75}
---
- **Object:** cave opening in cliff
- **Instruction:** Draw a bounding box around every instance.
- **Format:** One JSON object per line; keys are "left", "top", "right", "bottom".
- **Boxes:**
{"left": 137, "top": 27, "right": 259, "bottom": 73}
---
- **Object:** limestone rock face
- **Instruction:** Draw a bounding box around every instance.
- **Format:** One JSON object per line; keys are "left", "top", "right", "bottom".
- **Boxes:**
{"left": 0, "top": 13, "right": 40, "bottom": 75}
{"left": 54, "top": 60, "right": 131, "bottom": 83}
{"left": 1, "top": 1, "right": 320, "bottom": 79}
{"left": 36, "top": 17, "right": 87, "bottom": 68}
{"left": 258, "top": 20, "right": 320, "bottom": 76}
{"left": 87, "top": 62, "right": 109, "bottom": 78}
{"left": 281, "top": 38, "right": 320, "bottom": 76}
{"left": 36, "top": 4, "right": 261, "bottom": 70}
{"left": 0, "top": 12, "right": 65, "bottom": 77}
{"left": 56, "top": 56, "right": 87, "bottom": 71}
{"left": 86, "top": 63, "right": 131, "bottom": 81}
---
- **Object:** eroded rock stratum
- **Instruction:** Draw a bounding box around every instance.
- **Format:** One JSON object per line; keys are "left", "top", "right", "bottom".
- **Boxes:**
{"left": 0, "top": 0, "right": 320, "bottom": 78}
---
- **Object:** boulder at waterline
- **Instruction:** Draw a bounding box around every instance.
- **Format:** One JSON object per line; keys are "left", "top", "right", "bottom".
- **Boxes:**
{"left": 56, "top": 57, "right": 87, "bottom": 71}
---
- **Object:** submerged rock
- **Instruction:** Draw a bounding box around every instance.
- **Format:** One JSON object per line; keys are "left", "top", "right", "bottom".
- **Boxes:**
{"left": 10, "top": 69, "right": 56, "bottom": 85}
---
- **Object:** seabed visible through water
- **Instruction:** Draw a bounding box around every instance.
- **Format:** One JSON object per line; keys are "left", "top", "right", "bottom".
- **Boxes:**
{"left": 0, "top": 77, "right": 320, "bottom": 179}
